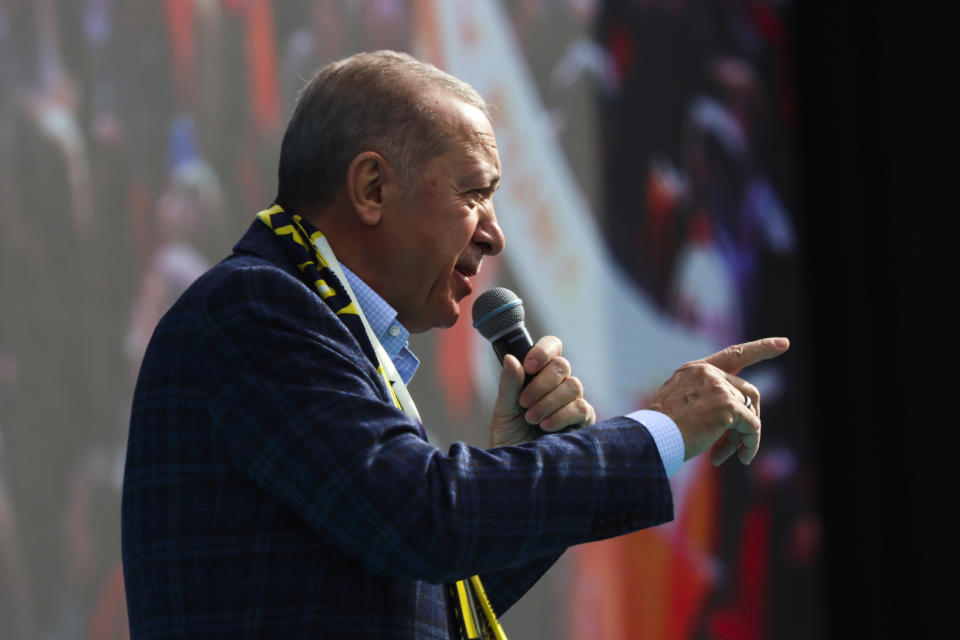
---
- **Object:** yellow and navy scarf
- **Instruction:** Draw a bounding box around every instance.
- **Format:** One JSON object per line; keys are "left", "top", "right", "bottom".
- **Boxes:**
{"left": 256, "top": 205, "right": 507, "bottom": 640}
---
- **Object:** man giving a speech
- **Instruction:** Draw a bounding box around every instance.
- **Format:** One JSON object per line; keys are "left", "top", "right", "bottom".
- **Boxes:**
{"left": 121, "top": 50, "right": 788, "bottom": 639}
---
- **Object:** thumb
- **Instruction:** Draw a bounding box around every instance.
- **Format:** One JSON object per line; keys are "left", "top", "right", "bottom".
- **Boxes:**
{"left": 493, "top": 354, "right": 526, "bottom": 416}
{"left": 702, "top": 337, "right": 790, "bottom": 375}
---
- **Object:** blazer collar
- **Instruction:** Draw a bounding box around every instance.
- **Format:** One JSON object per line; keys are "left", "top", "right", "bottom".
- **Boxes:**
{"left": 231, "top": 217, "right": 297, "bottom": 272}
{"left": 228, "top": 215, "right": 382, "bottom": 374}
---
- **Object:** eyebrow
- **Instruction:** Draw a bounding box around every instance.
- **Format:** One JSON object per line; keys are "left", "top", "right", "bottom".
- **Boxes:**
{"left": 462, "top": 169, "right": 499, "bottom": 192}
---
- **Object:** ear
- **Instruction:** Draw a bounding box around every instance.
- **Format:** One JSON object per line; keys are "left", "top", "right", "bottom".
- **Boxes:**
{"left": 346, "top": 151, "right": 391, "bottom": 226}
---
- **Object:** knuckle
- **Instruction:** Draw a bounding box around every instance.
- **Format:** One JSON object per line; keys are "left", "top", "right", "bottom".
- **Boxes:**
{"left": 678, "top": 362, "right": 700, "bottom": 375}
{"left": 564, "top": 401, "right": 581, "bottom": 419}
{"left": 728, "top": 343, "right": 745, "bottom": 360}
{"left": 569, "top": 402, "right": 582, "bottom": 416}
{"left": 707, "top": 372, "right": 727, "bottom": 391}
{"left": 543, "top": 335, "right": 562, "bottom": 355}
{"left": 567, "top": 376, "right": 584, "bottom": 396}
{"left": 579, "top": 398, "right": 594, "bottom": 419}
{"left": 685, "top": 362, "right": 710, "bottom": 380}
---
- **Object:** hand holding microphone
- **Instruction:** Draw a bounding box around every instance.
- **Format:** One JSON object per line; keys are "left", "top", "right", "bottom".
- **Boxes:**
{"left": 473, "top": 288, "right": 596, "bottom": 448}
{"left": 474, "top": 288, "right": 790, "bottom": 465}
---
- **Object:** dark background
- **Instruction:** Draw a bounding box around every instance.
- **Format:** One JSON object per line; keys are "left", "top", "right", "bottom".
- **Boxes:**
{"left": 795, "top": 3, "right": 938, "bottom": 637}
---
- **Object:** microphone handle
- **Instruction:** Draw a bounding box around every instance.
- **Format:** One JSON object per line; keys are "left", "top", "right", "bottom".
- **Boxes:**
{"left": 492, "top": 326, "right": 535, "bottom": 387}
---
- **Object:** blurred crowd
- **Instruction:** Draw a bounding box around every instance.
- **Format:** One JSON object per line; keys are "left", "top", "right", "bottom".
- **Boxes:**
{"left": 0, "top": 1, "right": 819, "bottom": 639}
{"left": 0, "top": 2, "right": 418, "bottom": 637}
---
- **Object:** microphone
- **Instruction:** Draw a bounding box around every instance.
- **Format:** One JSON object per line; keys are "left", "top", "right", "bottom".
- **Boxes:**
{"left": 472, "top": 288, "right": 534, "bottom": 383}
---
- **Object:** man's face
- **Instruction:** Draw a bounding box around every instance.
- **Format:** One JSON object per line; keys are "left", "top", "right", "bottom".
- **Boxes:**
{"left": 381, "top": 95, "right": 505, "bottom": 333}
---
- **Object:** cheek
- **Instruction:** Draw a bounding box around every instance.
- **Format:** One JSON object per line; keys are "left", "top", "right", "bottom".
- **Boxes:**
{"left": 450, "top": 214, "right": 478, "bottom": 247}
{"left": 427, "top": 219, "right": 473, "bottom": 260}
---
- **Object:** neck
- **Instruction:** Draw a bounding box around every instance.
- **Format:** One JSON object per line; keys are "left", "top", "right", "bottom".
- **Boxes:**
{"left": 302, "top": 198, "right": 391, "bottom": 310}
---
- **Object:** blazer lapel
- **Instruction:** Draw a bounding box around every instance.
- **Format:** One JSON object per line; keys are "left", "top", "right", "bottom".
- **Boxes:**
{"left": 230, "top": 218, "right": 380, "bottom": 370}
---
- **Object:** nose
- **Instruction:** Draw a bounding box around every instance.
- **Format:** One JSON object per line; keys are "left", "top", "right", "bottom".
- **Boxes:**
{"left": 473, "top": 202, "right": 505, "bottom": 256}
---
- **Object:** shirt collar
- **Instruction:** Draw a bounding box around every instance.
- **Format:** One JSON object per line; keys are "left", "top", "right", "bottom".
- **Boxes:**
{"left": 339, "top": 264, "right": 420, "bottom": 384}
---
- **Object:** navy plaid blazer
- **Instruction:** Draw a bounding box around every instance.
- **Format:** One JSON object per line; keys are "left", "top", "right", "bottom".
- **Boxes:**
{"left": 121, "top": 220, "right": 674, "bottom": 638}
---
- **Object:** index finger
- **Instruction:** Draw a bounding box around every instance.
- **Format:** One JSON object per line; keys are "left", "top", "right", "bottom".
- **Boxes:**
{"left": 523, "top": 335, "right": 562, "bottom": 375}
{"left": 701, "top": 337, "right": 790, "bottom": 375}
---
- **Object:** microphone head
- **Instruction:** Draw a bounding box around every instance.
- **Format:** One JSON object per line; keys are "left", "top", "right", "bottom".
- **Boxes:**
{"left": 472, "top": 287, "right": 525, "bottom": 340}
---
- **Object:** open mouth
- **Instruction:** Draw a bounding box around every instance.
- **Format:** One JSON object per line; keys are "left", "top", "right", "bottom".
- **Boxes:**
{"left": 453, "top": 268, "right": 473, "bottom": 294}
{"left": 453, "top": 261, "right": 480, "bottom": 295}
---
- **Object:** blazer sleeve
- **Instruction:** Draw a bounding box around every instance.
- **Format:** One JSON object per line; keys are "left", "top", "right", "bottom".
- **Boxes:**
{"left": 199, "top": 263, "right": 674, "bottom": 586}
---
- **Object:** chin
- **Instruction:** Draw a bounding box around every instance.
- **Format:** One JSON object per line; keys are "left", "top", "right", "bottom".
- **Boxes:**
{"left": 433, "top": 301, "right": 462, "bottom": 330}
{"left": 435, "top": 312, "right": 460, "bottom": 330}
{"left": 406, "top": 309, "right": 458, "bottom": 334}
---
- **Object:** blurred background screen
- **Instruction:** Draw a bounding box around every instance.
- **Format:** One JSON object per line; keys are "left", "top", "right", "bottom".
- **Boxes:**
{"left": 2, "top": 0, "right": 891, "bottom": 638}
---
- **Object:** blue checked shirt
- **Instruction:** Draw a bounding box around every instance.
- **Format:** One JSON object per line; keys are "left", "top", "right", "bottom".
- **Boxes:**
{"left": 340, "top": 264, "right": 420, "bottom": 385}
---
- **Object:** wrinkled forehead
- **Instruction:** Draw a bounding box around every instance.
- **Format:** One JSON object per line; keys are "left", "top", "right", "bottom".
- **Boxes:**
{"left": 428, "top": 91, "right": 497, "bottom": 148}
{"left": 456, "top": 124, "right": 500, "bottom": 181}
{"left": 459, "top": 119, "right": 500, "bottom": 179}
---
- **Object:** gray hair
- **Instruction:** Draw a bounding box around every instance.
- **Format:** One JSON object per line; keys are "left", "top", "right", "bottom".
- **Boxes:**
{"left": 275, "top": 50, "right": 489, "bottom": 212}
